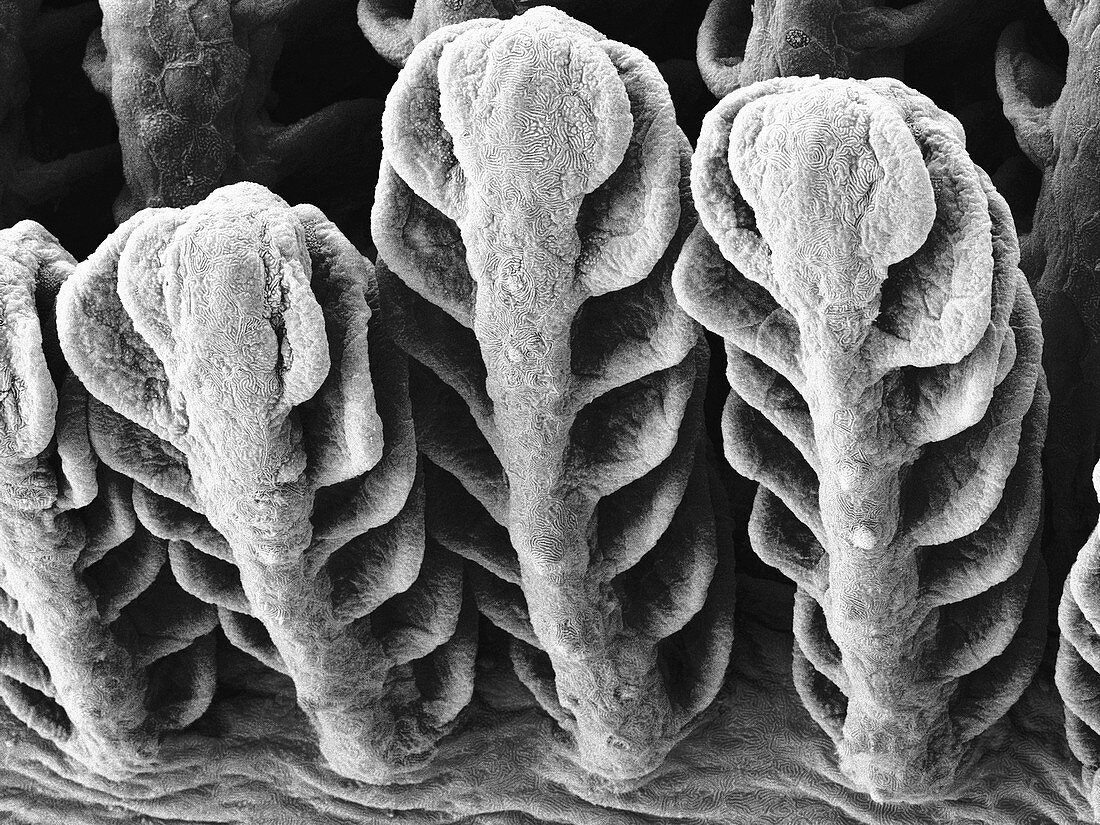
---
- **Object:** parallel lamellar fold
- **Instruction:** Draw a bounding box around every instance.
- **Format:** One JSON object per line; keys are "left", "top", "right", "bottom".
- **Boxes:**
{"left": 673, "top": 75, "right": 1047, "bottom": 802}
{"left": 0, "top": 220, "right": 217, "bottom": 778}
{"left": 56, "top": 182, "right": 475, "bottom": 783}
{"left": 372, "top": 7, "right": 735, "bottom": 782}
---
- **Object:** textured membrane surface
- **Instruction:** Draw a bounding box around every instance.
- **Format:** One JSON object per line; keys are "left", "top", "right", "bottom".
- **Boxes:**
{"left": 0, "top": 576, "right": 1088, "bottom": 824}
{"left": 54, "top": 182, "right": 475, "bottom": 783}
{"left": 2, "top": 0, "right": 1100, "bottom": 820}
{"left": 372, "top": 7, "right": 735, "bottom": 783}
{"left": 0, "top": 219, "right": 217, "bottom": 779}
{"left": 673, "top": 75, "right": 1049, "bottom": 802}
{"left": 86, "top": 0, "right": 384, "bottom": 221}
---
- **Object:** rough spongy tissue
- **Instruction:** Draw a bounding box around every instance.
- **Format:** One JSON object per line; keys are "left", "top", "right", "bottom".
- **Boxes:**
{"left": 0, "top": 1, "right": 1098, "bottom": 823}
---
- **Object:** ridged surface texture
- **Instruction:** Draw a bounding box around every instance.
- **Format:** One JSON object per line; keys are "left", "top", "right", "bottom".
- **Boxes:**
{"left": 672, "top": 75, "right": 1049, "bottom": 802}
{"left": 371, "top": 6, "right": 735, "bottom": 782}
{"left": 55, "top": 182, "right": 476, "bottom": 782}
{"left": 85, "top": 0, "right": 384, "bottom": 221}
{"left": 0, "top": 219, "right": 218, "bottom": 778}
{"left": 0, "top": 576, "right": 1087, "bottom": 824}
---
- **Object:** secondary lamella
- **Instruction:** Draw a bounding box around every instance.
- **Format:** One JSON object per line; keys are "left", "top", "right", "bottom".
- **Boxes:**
{"left": 673, "top": 75, "right": 1048, "bottom": 802}
{"left": 0, "top": 2, "right": 1093, "bottom": 820}
{"left": 56, "top": 182, "right": 476, "bottom": 783}
{"left": 372, "top": 7, "right": 735, "bottom": 783}
{"left": 0, "top": 220, "right": 218, "bottom": 779}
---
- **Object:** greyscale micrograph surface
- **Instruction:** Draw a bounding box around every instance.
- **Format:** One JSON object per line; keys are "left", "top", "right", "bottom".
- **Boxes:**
{"left": 675, "top": 74, "right": 1048, "bottom": 802}
{"left": 0, "top": 0, "right": 1099, "bottom": 823}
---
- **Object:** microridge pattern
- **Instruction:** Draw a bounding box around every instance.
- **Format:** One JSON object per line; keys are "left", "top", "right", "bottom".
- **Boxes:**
{"left": 673, "top": 76, "right": 1049, "bottom": 802}
{"left": 85, "top": 0, "right": 383, "bottom": 222}
{"left": 83, "top": 0, "right": 247, "bottom": 217}
{"left": 0, "top": 220, "right": 217, "bottom": 778}
{"left": 373, "top": 7, "right": 735, "bottom": 782}
{"left": 56, "top": 183, "right": 475, "bottom": 782}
